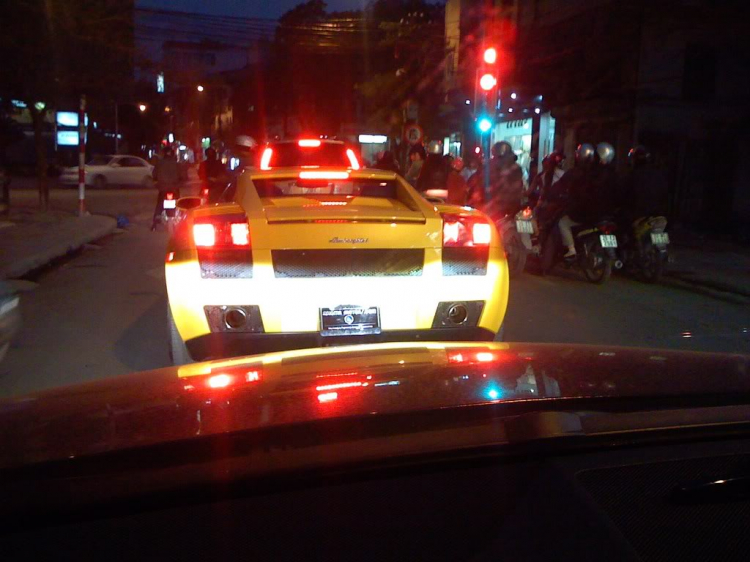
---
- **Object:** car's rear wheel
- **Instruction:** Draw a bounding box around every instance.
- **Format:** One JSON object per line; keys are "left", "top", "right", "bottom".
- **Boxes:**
{"left": 93, "top": 175, "right": 107, "bottom": 189}
{"left": 168, "top": 305, "right": 193, "bottom": 366}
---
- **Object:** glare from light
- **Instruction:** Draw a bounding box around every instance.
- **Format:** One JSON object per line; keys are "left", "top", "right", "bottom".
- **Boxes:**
{"left": 260, "top": 147, "right": 273, "bottom": 170}
{"left": 299, "top": 171, "right": 349, "bottom": 180}
{"left": 230, "top": 223, "right": 250, "bottom": 246}
{"left": 510, "top": 92, "right": 517, "bottom": 99}
{"left": 478, "top": 118, "right": 492, "bottom": 132}
{"left": 483, "top": 47, "right": 498, "bottom": 64}
{"left": 193, "top": 224, "right": 216, "bottom": 247}
{"left": 472, "top": 223, "right": 492, "bottom": 245}
{"left": 316, "top": 382, "right": 363, "bottom": 391}
{"left": 465, "top": 99, "right": 471, "bottom": 105}
{"left": 487, "top": 388, "right": 500, "bottom": 400}
{"left": 298, "top": 139, "right": 321, "bottom": 147}
{"left": 197, "top": 84, "right": 205, "bottom": 92}
{"left": 246, "top": 370, "right": 261, "bottom": 382}
{"left": 346, "top": 148, "right": 361, "bottom": 170}
{"left": 318, "top": 392, "right": 338, "bottom": 403}
{"left": 479, "top": 73, "right": 497, "bottom": 91}
{"left": 534, "top": 107, "right": 541, "bottom": 114}
{"left": 138, "top": 103, "right": 147, "bottom": 112}
{"left": 476, "top": 352, "right": 495, "bottom": 362}
{"left": 168, "top": 133, "right": 175, "bottom": 143}
{"left": 508, "top": 107, "right": 514, "bottom": 113}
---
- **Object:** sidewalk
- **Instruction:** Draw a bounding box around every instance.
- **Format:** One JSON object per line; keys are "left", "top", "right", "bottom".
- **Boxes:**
{"left": 0, "top": 208, "right": 116, "bottom": 280}
{"left": 665, "top": 227, "right": 750, "bottom": 299}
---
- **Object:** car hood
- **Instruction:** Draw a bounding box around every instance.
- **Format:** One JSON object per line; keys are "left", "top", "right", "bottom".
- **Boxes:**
{"left": 0, "top": 342, "right": 748, "bottom": 470}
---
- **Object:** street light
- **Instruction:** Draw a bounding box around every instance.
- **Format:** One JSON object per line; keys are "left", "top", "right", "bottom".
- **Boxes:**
{"left": 138, "top": 103, "right": 147, "bottom": 112}
{"left": 197, "top": 85, "right": 205, "bottom": 92}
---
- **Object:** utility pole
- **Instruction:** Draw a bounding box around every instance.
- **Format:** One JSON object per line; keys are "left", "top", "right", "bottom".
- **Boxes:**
{"left": 78, "top": 95, "right": 87, "bottom": 216}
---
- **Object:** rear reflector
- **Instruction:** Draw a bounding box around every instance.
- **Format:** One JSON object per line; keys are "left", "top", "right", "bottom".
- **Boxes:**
{"left": 298, "top": 139, "right": 322, "bottom": 147}
{"left": 193, "top": 223, "right": 216, "bottom": 247}
{"left": 346, "top": 148, "right": 361, "bottom": 170}
{"left": 260, "top": 147, "right": 273, "bottom": 170}
{"left": 299, "top": 171, "right": 349, "bottom": 180}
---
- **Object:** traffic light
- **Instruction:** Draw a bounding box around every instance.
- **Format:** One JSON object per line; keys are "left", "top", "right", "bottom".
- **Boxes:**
{"left": 479, "top": 73, "right": 497, "bottom": 91}
{"left": 476, "top": 46, "right": 499, "bottom": 136}
{"left": 478, "top": 117, "right": 492, "bottom": 133}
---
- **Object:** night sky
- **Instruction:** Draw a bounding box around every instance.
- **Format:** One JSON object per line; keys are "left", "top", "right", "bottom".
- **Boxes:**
{"left": 138, "top": 0, "right": 370, "bottom": 20}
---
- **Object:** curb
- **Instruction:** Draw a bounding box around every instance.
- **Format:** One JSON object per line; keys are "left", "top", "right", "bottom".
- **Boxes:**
{"left": 0, "top": 215, "right": 117, "bottom": 280}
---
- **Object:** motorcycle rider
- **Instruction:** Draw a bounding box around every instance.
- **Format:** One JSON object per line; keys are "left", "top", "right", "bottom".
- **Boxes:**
{"left": 417, "top": 140, "right": 448, "bottom": 193}
{"left": 619, "top": 145, "right": 669, "bottom": 228}
{"left": 234, "top": 135, "right": 258, "bottom": 171}
{"left": 473, "top": 141, "right": 524, "bottom": 221}
{"left": 404, "top": 144, "right": 426, "bottom": 186}
{"left": 373, "top": 150, "right": 401, "bottom": 174}
{"left": 151, "top": 146, "right": 181, "bottom": 230}
{"left": 200, "top": 146, "right": 228, "bottom": 203}
{"left": 528, "top": 149, "right": 565, "bottom": 209}
{"left": 446, "top": 156, "right": 469, "bottom": 205}
{"left": 556, "top": 143, "right": 598, "bottom": 258}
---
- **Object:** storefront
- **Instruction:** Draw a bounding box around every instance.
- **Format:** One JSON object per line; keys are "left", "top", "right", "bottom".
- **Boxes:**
{"left": 491, "top": 111, "right": 556, "bottom": 184}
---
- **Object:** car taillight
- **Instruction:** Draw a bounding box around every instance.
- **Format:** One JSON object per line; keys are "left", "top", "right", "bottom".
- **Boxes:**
{"left": 193, "top": 215, "right": 250, "bottom": 248}
{"left": 166, "top": 192, "right": 174, "bottom": 200}
{"left": 299, "top": 170, "right": 349, "bottom": 180}
{"left": 260, "top": 147, "right": 273, "bottom": 170}
{"left": 346, "top": 148, "right": 361, "bottom": 170}
{"left": 183, "top": 368, "right": 263, "bottom": 392}
{"left": 193, "top": 223, "right": 216, "bottom": 247}
{"left": 442, "top": 214, "right": 492, "bottom": 247}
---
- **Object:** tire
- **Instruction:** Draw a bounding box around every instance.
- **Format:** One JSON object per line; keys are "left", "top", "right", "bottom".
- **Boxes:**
{"left": 582, "top": 240, "right": 613, "bottom": 284}
{"left": 167, "top": 305, "right": 193, "bottom": 366}
{"left": 505, "top": 233, "right": 527, "bottom": 278}
{"left": 93, "top": 175, "right": 107, "bottom": 189}
{"left": 639, "top": 243, "right": 664, "bottom": 284}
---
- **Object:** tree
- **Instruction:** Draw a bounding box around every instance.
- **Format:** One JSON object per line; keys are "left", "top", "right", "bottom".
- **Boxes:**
{"left": 0, "top": 0, "right": 133, "bottom": 211}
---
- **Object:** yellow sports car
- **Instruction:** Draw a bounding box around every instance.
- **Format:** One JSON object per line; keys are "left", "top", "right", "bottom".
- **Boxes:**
{"left": 165, "top": 139, "right": 509, "bottom": 364}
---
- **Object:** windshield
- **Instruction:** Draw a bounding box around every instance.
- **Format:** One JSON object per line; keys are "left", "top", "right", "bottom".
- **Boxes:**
{"left": 263, "top": 142, "right": 352, "bottom": 168}
{"left": 87, "top": 156, "right": 113, "bottom": 166}
{"left": 1, "top": 0, "right": 749, "bottom": 469}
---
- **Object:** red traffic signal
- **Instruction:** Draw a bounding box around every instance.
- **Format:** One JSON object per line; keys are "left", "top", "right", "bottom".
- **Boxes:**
{"left": 483, "top": 47, "right": 497, "bottom": 64}
{"left": 479, "top": 73, "right": 497, "bottom": 91}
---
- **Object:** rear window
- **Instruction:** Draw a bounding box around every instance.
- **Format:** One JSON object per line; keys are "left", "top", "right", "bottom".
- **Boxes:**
{"left": 253, "top": 178, "right": 398, "bottom": 199}
{"left": 264, "top": 143, "right": 349, "bottom": 168}
{"left": 88, "top": 156, "right": 113, "bottom": 166}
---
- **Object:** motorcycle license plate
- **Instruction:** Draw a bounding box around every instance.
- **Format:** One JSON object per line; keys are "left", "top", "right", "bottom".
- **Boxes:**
{"left": 163, "top": 199, "right": 177, "bottom": 209}
{"left": 516, "top": 220, "right": 534, "bottom": 234}
{"left": 600, "top": 234, "right": 618, "bottom": 248}
{"left": 650, "top": 232, "right": 669, "bottom": 245}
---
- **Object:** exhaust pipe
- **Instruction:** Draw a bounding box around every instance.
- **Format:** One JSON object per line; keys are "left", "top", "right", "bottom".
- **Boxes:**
{"left": 224, "top": 307, "right": 248, "bottom": 330}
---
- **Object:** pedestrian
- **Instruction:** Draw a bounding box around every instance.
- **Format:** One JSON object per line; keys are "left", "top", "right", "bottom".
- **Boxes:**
{"left": 373, "top": 150, "right": 401, "bottom": 174}
{"left": 446, "top": 157, "right": 468, "bottom": 205}
{"left": 416, "top": 140, "right": 448, "bottom": 193}
{"left": 481, "top": 141, "right": 524, "bottom": 221}
{"left": 404, "top": 144, "right": 426, "bottom": 186}
{"left": 152, "top": 146, "right": 181, "bottom": 230}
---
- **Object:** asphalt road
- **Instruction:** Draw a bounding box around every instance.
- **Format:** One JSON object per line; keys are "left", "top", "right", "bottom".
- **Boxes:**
{"left": 1, "top": 188, "right": 748, "bottom": 398}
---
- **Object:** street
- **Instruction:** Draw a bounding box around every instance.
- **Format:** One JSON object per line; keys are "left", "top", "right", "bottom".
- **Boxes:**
{"left": 1, "top": 186, "right": 748, "bottom": 398}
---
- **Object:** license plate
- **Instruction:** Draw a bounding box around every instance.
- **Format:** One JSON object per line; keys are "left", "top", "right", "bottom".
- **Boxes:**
{"left": 651, "top": 232, "right": 669, "bottom": 245}
{"left": 516, "top": 220, "right": 534, "bottom": 234}
{"left": 163, "top": 199, "right": 176, "bottom": 209}
{"left": 600, "top": 234, "right": 618, "bottom": 248}
{"left": 320, "top": 306, "right": 381, "bottom": 336}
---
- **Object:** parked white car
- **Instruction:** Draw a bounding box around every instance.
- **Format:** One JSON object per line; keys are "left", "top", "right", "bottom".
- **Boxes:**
{"left": 60, "top": 155, "right": 154, "bottom": 189}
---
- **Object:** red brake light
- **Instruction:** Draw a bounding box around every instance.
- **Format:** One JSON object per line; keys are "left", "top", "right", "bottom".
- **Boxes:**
{"left": 207, "top": 374, "right": 233, "bottom": 388}
{"left": 299, "top": 170, "right": 349, "bottom": 180}
{"left": 193, "top": 223, "right": 216, "bottom": 247}
{"left": 298, "top": 139, "right": 321, "bottom": 147}
{"left": 346, "top": 148, "right": 360, "bottom": 170}
{"left": 442, "top": 214, "right": 492, "bottom": 247}
{"left": 230, "top": 223, "right": 250, "bottom": 246}
{"left": 166, "top": 192, "right": 174, "bottom": 200}
{"left": 260, "top": 147, "right": 273, "bottom": 170}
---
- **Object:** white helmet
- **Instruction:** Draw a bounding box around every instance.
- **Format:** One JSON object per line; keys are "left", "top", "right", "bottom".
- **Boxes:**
{"left": 427, "top": 139, "right": 443, "bottom": 155}
{"left": 236, "top": 135, "right": 257, "bottom": 149}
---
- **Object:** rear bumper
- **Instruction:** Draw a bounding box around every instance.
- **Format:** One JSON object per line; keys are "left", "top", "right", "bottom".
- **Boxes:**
{"left": 185, "top": 328, "right": 495, "bottom": 362}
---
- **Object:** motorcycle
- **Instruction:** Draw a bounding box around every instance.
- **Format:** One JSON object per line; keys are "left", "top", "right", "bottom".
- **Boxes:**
{"left": 157, "top": 191, "right": 179, "bottom": 233}
{"left": 499, "top": 209, "right": 533, "bottom": 277}
{"left": 539, "top": 217, "right": 619, "bottom": 284}
{"left": 618, "top": 216, "right": 669, "bottom": 283}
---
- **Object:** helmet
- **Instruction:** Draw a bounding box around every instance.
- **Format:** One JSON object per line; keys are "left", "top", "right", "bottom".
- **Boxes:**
{"left": 236, "top": 135, "right": 257, "bottom": 149}
{"left": 575, "top": 143, "right": 595, "bottom": 164}
{"left": 427, "top": 140, "right": 443, "bottom": 155}
{"left": 545, "top": 149, "right": 565, "bottom": 168}
{"left": 492, "top": 141, "right": 513, "bottom": 158}
{"left": 628, "top": 145, "right": 651, "bottom": 168}
{"left": 596, "top": 142, "right": 615, "bottom": 165}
